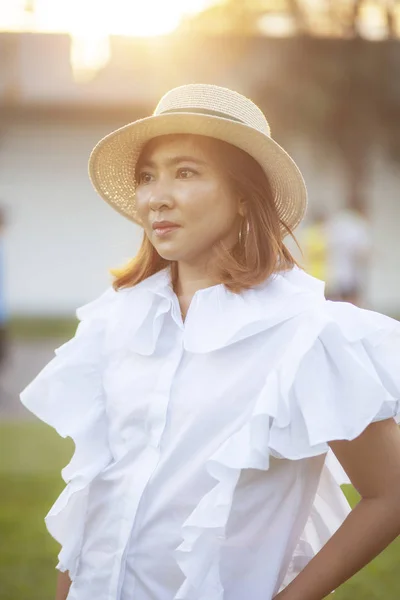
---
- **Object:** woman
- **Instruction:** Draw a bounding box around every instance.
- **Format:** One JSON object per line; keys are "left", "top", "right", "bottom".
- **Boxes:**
{"left": 21, "top": 84, "right": 400, "bottom": 600}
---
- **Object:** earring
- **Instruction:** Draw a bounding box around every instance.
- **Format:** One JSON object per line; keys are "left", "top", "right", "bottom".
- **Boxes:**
{"left": 238, "top": 219, "right": 249, "bottom": 245}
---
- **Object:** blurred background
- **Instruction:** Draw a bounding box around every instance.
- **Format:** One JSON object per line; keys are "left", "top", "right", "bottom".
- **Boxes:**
{"left": 0, "top": 1, "right": 399, "bottom": 599}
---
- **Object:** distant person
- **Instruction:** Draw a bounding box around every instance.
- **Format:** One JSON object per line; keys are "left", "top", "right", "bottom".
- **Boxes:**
{"left": 0, "top": 207, "right": 8, "bottom": 368}
{"left": 298, "top": 208, "right": 329, "bottom": 283}
{"left": 325, "top": 205, "right": 372, "bottom": 306}
{"left": 20, "top": 85, "right": 400, "bottom": 600}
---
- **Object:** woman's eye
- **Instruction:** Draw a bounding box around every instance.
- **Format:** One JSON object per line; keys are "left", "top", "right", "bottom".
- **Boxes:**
{"left": 138, "top": 172, "right": 153, "bottom": 184}
{"left": 177, "top": 168, "right": 197, "bottom": 179}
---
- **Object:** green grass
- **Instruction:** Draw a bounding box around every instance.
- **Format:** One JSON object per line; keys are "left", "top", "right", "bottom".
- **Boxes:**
{"left": 8, "top": 317, "right": 78, "bottom": 340}
{"left": 335, "top": 488, "right": 400, "bottom": 600}
{"left": 7, "top": 314, "right": 400, "bottom": 341}
{"left": 0, "top": 422, "right": 399, "bottom": 599}
{"left": 0, "top": 422, "right": 73, "bottom": 600}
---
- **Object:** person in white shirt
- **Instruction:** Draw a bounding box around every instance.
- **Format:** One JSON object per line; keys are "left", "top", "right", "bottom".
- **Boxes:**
{"left": 325, "top": 206, "right": 372, "bottom": 306}
{"left": 21, "top": 84, "right": 400, "bottom": 600}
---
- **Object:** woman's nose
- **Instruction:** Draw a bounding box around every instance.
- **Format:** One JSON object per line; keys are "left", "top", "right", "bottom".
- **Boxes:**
{"left": 148, "top": 184, "right": 175, "bottom": 212}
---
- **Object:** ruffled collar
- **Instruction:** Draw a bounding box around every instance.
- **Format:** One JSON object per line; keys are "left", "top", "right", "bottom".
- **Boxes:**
{"left": 106, "top": 266, "right": 326, "bottom": 355}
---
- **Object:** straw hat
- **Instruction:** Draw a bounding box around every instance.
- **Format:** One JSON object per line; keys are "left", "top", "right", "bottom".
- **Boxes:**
{"left": 88, "top": 84, "right": 307, "bottom": 233}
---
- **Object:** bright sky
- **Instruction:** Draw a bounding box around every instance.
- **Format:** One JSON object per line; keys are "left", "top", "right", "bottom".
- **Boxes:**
{"left": 1, "top": 1, "right": 396, "bottom": 39}
{"left": 0, "top": 0, "right": 218, "bottom": 37}
{"left": 1, "top": 1, "right": 397, "bottom": 79}
{"left": 0, "top": 0, "right": 219, "bottom": 78}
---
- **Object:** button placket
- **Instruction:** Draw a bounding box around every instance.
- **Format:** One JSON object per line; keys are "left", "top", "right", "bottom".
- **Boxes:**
{"left": 147, "top": 344, "right": 185, "bottom": 449}
{"left": 110, "top": 325, "right": 185, "bottom": 600}
{"left": 108, "top": 445, "right": 159, "bottom": 600}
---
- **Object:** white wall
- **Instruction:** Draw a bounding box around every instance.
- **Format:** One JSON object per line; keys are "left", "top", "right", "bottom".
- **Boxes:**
{"left": 0, "top": 116, "right": 399, "bottom": 316}
{"left": 0, "top": 116, "right": 142, "bottom": 315}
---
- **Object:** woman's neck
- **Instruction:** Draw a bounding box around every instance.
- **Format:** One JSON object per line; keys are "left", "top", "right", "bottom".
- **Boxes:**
{"left": 173, "top": 262, "right": 219, "bottom": 319}
{"left": 174, "top": 262, "right": 217, "bottom": 295}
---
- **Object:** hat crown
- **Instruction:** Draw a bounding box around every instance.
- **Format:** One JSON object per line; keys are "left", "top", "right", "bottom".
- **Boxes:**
{"left": 154, "top": 84, "right": 271, "bottom": 137}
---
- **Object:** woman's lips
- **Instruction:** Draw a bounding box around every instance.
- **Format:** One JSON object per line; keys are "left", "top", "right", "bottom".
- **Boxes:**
{"left": 153, "top": 225, "right": 180, "bottom": 237}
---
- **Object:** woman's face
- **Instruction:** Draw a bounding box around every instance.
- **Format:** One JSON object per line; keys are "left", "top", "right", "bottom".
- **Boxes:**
{"left": 135, "top": 135, "right": 244, "bottom": 266}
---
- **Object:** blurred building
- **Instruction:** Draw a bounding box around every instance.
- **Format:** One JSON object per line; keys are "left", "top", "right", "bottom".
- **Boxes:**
{"left": 0, "top": 33, "right": 399, "bottom": 316}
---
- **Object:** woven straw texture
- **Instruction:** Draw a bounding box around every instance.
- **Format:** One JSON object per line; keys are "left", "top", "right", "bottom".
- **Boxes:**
{"left": 88, "top": 84, "right": 308, "bottom": 235}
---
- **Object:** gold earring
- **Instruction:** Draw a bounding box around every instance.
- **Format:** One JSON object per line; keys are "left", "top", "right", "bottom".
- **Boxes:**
{"left": 238, "top": 218, "right": 249, "bottom": 245}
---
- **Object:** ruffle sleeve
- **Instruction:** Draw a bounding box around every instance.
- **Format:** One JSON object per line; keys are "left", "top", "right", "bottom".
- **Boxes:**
{"left": 174, "top": 300, "right": 400, "bottom": 600}
{"left": 277, "top": 301, "right": 400, "bottom": 591}
{"left": 20, "top": 288, "right": 116, "bottom": 578}
{"left": 271, "top": 300, "right": 400, "bottom": 460}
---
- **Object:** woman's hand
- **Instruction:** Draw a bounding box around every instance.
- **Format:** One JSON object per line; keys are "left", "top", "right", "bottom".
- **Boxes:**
{"left": 56, "top": 571, "right": 72, "bottom": 600}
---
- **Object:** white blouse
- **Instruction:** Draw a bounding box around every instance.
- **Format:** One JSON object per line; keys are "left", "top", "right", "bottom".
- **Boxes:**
{"left": 20, "top": 266, "right": 400, "bottom": 600}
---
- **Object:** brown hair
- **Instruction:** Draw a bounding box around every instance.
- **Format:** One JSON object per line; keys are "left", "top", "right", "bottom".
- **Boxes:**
{"left": 111, "top": 135, "right": 302, "bottom": 294}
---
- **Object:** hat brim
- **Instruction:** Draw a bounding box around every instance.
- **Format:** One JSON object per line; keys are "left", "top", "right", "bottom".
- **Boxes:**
{"left": 88, "top": 112, "right": 307, "bottom": 234}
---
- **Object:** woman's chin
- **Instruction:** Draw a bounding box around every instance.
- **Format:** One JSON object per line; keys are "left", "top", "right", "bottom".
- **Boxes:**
{"left": 155, "top": 245, "right": 184, "bottom": 262}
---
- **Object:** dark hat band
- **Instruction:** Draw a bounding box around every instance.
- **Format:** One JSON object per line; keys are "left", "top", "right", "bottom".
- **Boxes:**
{"left": 159, "top": 107, "right": 244, "bottom": 124}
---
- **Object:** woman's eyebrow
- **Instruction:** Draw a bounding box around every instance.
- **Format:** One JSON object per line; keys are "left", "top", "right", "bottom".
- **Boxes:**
{"left": 138, "top": 156, "right": 208, "bottom": 169}
{"left": 166, "top": 156, "right": 208, "bottom": 167}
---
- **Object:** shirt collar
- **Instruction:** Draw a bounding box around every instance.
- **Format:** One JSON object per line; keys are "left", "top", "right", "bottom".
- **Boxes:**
{"left": 107, "top": 266, "right": 326, "bottom": 355}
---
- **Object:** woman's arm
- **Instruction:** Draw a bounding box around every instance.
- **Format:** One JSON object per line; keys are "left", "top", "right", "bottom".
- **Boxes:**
{"left": 275, "top": 418, "right": 400, "bottom": 600}
{"left": 56, "top": 571, "right": 72, "bottom": 600}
